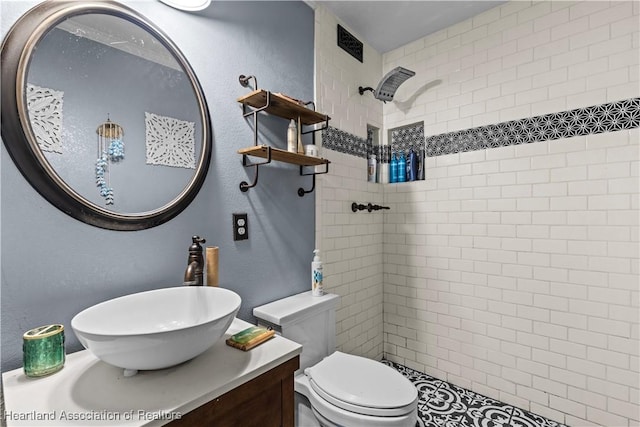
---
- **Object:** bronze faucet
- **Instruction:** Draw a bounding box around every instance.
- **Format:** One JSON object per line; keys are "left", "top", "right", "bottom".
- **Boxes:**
{"left": 184, "top": 235, "right": 206, "bottom": 286}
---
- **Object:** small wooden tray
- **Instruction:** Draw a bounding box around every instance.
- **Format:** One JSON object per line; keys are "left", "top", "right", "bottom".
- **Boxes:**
{"left": 226, "top": 326, "right": 275, "bottom": 351}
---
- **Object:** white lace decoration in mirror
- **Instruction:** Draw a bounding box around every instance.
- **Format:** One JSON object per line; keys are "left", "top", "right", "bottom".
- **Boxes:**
{"left": 26, "top": 84, "right": 64, "bottom": 154}
{"left": 145, "top": 112, "right": 195, "bottom": 169}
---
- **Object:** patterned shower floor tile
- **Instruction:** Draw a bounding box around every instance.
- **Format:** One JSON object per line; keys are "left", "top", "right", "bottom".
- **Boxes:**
{"left": 383, "top": 360, "right": 569, "bottom": 427}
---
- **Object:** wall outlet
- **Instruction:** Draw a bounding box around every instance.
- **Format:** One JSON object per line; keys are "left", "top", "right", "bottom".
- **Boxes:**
{"left": 233, "top": 213, "right": 248, "bottom": 241}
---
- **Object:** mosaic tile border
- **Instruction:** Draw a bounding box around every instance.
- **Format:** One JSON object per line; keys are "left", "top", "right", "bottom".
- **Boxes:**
{"left": 322, "top": 125, "right": 369, "bottom": 158}
{"left": 322, "top": 98, "right": 640, "bottom": 161}
{"left": 426, "top": 98, "right": 640, "bottom": 157}
{"left": 390, "top": 121, "right": 424, "bottom": 155}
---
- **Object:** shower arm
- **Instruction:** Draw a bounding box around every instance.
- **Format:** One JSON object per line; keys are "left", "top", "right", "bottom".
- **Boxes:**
{"left": 358, "top": 86, "right": 387, "bottom": 103}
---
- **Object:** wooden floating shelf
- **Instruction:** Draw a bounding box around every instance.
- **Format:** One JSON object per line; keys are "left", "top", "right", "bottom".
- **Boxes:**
{"left": 238, "top": 145, "right": 330, "bottom": 167}
{"left": 237, "top": 89, "right": 329, "bottom": 126}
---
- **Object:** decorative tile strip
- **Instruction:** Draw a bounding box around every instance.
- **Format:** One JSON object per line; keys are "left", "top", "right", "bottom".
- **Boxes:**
{"left": 323, "top": 98, "right": 639, "bottom": 161}
{"left": 322, "top": 125, "right": 369, "bottom": 158}
{"left": 426, "top": 98, "right": 640, "bottom": 157}
{"left": 390, "top": 121, "right": 424, "bottom": 155}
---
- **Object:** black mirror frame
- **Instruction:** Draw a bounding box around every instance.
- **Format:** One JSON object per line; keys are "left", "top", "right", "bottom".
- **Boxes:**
{"left": 1, "top": 0, "right": 212, "bottom": 231}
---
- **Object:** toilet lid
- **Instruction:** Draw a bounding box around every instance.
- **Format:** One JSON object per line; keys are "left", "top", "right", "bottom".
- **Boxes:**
{"left": 306, "top": 352, "right": 417, "bottom": 417}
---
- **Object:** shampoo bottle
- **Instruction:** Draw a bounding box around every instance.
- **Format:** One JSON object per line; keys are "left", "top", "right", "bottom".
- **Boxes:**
{"left": 418, "top": 147, "right": 425, "bottom": 180}
{"left": 312, "top": 249, "right": 324, "bottom": 296}
{"left": 398, "top": 153, "right": 406, "bottom": 182}
{"left": 408, "top": 148, "right": 418, "bottom": 181}
{"left": 390, "top": 152, "right": 398, "bottom": 183}
{"left": 287, "top": 119, "right": 297, "bottom": 153}
{"left": 368, "top": 154, "right": 377, "bottom": 183}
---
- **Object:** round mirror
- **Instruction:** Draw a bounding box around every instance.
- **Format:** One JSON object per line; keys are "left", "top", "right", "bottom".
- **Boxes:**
{"left": 1, "top": 1, "right": 211, "bottom": 230}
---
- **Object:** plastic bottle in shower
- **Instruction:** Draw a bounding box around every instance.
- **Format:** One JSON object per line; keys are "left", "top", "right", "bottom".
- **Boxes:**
{"left": 378, "top": 146, "right": 390, "bottom": 184}
{"left": 418, "top": 148, "right": 425, "bottom": 180}
{"left": 390, "top": 152, "right": 398, "bottom": 183}
{"left": 398, "top": 153, "right": 406, "bottom": 182}
{"left": 408, "top": 148, "right": 418, "bottom": 181}
{"left": 368, "top": 154, "right": 377, "bottom": 183}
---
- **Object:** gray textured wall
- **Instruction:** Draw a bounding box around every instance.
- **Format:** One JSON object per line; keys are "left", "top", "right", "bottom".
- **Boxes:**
{"left": 1, "top": 0, "right": 315, "bottom": 372}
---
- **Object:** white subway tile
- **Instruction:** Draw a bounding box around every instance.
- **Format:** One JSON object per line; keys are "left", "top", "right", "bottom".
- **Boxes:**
{"left": 586, "top": 407, "right": 630, "bottom": 427}
{"left": 552, "top": 16, "right": 588, "bottom": 42}
{"left": 568, "top": 387, "right": 607, "bottom": 412}
{"left": 549, "top": 225, "right": 588, "bottom": 240}
{"left": 534, "top": 7, "right": 570, "bottom": 32}
{"left": 515, "top": 87, "right": 549, "bottom": 105}
{"left": 589, "top": 2, "right": 634, "bottom": 28}
{"left": 471, "top": 6, "right": 499, "bottom": 28}
{"left": 503, "top": 184, "right": 533, "bottom": 198}
{"left": 569, "top": 24, "right": 610, "bottom": 52}
{"left": 607, "top": 396, "right": 640, "bottom": 423}
{"left": 608, "top": 82, "right": 640, "bottom": 103}
{"left": 590, "top": 34, "right": 633, "bottom": 62}
{"left": 550, "top": 46, "right": 589, "bottom": 70}
{"left": 608, "top": 366, "right": 640, "bottom": 390}
{"left": 588, "top": 194, "right": 631, "bottom": 210}
{"left": 612, "top": 14, "right": 640, "bottom": 39}
{"left": 566, "top": 88, "right": 607, "bottom": 110}
{"left": 549, "top": 395, "right": 587, "bottom": 419}
{"left": 533, "top": 183, "right": 567, "bottom": 197}
{"left": 589, "top": 376, "right": 631, "bottom": 402}
{"left": 518, "top": 28, "right": 552, "bottom": 53}
{"left": 533, "top": 211, "right": 568, "bottom": 225}
{"left": 517, "top": 169, "right": 550, "bottom": 184}
{"left": 515, "top": 140, "right": 549, "bottom": 157}
{"left": 587, "top": 68, "right": 630, "bottom": 91}
{"left": 588, "top": 162, "right": 631, "bottom": 180}
{"left": 518, "top": 2, "right": 552, "bottom": 24}
{"left": 589, "top": 317, "right": 632, "bottom": 338}
{"left": 532, "top": 376, "right": 568, "bottom": 398}
{"left": 549, "top": 195, "right": 587, "bottom": 210}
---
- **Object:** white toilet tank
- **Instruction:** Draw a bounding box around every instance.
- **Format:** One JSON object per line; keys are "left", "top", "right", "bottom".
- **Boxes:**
{"left": 253, "top": 291, "right": 340, "bottom": 371}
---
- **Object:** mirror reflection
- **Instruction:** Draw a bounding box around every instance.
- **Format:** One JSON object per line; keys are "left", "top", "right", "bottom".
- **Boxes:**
{"left": 26, "top": 13, "right": 203, "bottom": 214}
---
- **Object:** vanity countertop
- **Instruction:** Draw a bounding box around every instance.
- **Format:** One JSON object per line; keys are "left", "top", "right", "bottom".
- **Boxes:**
{"left": 2, "top": 318, "right": 302, "bottom": 426}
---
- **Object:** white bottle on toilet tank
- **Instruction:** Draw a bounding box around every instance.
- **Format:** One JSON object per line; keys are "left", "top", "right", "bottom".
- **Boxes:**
{"left": 312, "top": 249, "right": 324, "bottom": 296}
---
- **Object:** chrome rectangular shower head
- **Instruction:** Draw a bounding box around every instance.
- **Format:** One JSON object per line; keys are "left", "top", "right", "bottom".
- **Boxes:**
{"left": 374, "top": 67, "right": 415, "bottom": 102}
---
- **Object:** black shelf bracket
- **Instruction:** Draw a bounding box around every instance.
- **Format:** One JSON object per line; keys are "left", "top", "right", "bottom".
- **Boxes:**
{"left": 240, "top": 90, "right": 272, "bottom": 192}
{"left": 298, "top": 162, "right": 329, "bottom": 197}
{"left": 240, "top": 146, "right": 272, "bottom": 192}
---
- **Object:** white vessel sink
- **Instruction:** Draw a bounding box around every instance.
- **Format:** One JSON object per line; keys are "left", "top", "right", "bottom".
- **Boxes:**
{"left": 71, "top": 286, "right": 241, "bottom": 374}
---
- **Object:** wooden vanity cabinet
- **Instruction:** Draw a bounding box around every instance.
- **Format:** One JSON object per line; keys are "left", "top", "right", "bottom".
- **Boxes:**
{"left": 168, "top": 355, "right": 299, "bottom": 427}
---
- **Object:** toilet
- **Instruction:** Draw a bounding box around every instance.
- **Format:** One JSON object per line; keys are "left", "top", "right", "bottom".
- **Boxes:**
{"left": 254, "top": 291, "right": 418, "bottom": 427}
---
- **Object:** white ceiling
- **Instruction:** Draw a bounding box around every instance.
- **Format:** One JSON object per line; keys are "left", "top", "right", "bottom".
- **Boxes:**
{"left": 316, "top": 1, "right": 506, "bottom": 53}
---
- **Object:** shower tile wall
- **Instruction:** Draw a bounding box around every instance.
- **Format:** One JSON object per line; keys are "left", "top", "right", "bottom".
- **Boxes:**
{"left": 315, "top": 148, "right": 384, "bottom": 360}
{"left": 314, "top": 6, "right": 385, "bottom": 361}
{"left": 384, "top": 129, "right": 639, "bottom": 426}
{"left": 382, "top": 1, "right": 640, "bottom": 426}
{"left": 315, "top": 1, "right": 639, "bottom": 426}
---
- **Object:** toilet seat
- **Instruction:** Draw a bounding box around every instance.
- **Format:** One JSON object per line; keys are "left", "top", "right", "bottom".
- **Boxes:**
{"left": 305, "top": 352, "right": 417, "bottom": 417}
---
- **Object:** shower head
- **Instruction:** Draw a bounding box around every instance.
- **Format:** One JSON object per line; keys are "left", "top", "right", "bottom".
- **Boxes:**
{"left": 359, "top": 67, "right": 416, "bottom": 102}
